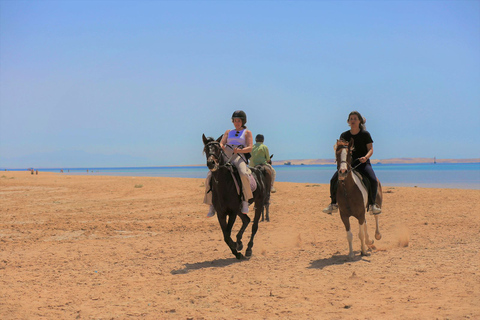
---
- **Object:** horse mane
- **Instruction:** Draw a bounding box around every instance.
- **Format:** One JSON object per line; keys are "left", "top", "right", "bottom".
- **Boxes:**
{"left": 334, "top": 139, "right": 349, "bottom": 151}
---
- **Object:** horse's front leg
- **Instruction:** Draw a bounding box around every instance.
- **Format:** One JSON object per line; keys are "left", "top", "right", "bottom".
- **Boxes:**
{"left": 374, "top": 214, "right": 382, "bottom": 240}
{"left": 245, "top": 204, "right": 262, "bottom": 257}
{"left": 235, "top": 211, "right": 251, "bottom": 252}
{"left": 218, "top": 213, "right": 242, "bottom": 259}
{"left": 342, "top": 215, "right": 355, "bottom": 259}
{"left": 358, "top": 221, "right": 369, "bottom": 256}
{"left": 265, "top": 204, "right": 270, "bottom": 222}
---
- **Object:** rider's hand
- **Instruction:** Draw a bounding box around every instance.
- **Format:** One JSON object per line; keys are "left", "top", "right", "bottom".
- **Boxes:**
{"left": 359, "top": 157, "right": 367, "bottom": 163}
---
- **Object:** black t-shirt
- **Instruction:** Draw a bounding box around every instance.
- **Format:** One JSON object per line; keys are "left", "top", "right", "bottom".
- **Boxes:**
{"left": 339, "top": 130, "right": 373, "bottom": 164}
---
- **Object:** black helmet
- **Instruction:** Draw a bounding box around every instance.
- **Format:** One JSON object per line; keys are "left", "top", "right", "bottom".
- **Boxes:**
{"left": 231, "top": 110, "right": 247, "bottom": 126}
{"left": 255, "top": 134, "right": 264, "bottom": 142}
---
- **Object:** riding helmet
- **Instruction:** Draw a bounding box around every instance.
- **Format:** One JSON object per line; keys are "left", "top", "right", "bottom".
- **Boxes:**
{"left": 231, "top": 110, "right": 247, "bottom": 126}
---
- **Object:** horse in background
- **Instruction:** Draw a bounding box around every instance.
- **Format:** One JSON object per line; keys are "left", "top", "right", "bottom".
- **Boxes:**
{"left": 203, "top": 134, "right": 273, "bottom": 259}
{"left": 335, "top": 139, "right": 382, "bottom": 259}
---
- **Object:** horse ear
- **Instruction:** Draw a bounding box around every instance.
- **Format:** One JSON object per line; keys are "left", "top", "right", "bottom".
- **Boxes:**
{"left": 202, "top": 134, "right": 208, "bottom": 145}
{"left": 216, "top": 134, "right": 223, "bottom": 142}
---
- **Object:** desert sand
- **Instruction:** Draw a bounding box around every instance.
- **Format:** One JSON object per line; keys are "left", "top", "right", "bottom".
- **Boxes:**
{"left": 1, "top": 171, "right": 479, "bottom": 319}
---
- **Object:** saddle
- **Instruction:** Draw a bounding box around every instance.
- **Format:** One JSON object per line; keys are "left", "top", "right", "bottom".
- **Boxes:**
{"left": 208, "top": 164, "right": 257, "bottom": 197}
{"left": 228, "top": 165, "right": 257, "bottom": 195}
{"left": 352, "top": 170, "right": 374, "bottom": 207}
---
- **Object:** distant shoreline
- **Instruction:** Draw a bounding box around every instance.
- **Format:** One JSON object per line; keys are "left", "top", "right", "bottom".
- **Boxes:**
{"left": 2, "top": 158, "right": 479, "bottom": 171}
{"left": 271, "top": 158, "right": 480, "bottom": 166}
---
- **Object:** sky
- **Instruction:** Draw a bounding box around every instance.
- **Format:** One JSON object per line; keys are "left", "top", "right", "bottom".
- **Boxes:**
{"left": 1, "top": 0, "right": 479, "bottom": 168}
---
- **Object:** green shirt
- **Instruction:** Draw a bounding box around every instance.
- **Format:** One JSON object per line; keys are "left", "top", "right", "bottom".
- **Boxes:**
{"left": 250, "top": 142, "right": 270, "bottom": 167}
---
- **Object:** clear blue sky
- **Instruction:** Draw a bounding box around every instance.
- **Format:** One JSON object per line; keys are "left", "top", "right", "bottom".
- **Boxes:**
{"left": 1, "top": 0, "right": 479, "bottom": 168}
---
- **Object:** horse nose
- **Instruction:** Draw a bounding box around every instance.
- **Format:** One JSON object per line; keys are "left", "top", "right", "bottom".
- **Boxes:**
{"left": 207, "top": 156, "right": 216, "bottom": 169}
{"left": 339, "top": 168, "right": 347, "bottom": 174}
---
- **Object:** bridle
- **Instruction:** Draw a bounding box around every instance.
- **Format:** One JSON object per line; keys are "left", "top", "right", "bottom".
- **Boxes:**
{"left": 336, "top": 144, "right": 362, "bottom": 180}
{"left": 205, "top": 140, "right": 245, "bottom": 172}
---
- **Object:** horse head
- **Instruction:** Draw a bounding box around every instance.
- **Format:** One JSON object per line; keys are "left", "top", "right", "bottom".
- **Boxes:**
{"left": 202, "top": 134, "right": 224, "bottom": 171}
{"left": 335, "top": 139, "right": 354, "bottom": 180}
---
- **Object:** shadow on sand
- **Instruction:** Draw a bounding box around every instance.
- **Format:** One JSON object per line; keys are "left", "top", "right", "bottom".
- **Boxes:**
{"left": 308, "top": 252, "right": 370, "bottom": 270}
{"left": 171, "top": 257, "right": 243, "bottom": 275}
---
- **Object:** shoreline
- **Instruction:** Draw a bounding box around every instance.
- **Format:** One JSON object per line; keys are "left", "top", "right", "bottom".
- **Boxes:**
{"left": 1, "top": 158, "right": 479, "bottom": 171}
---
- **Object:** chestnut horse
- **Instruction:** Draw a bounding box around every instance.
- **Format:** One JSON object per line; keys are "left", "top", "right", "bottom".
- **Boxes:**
{"left": 203, "top": 134, "right": 273, "bottom": 259}
{"left": 335, "top": 139, "right": 382, "bottom": 259}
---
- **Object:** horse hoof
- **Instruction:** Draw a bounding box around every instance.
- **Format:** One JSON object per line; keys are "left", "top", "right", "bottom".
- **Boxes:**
{"left": 266, "top": 218, "right": 270, "bottom": 222}
{"left": 375, "top": 232, "right": 382, "bottom": 240}
{"left": 235, "top": 253, "right": 244, "bottom": 260}
{"left": 236, "top": 242, "right": 243, "bottom": 251}
{"left": 361, "top": 251, "right": 370, "bottom": 257}
{"left": 245, "top": 249, "right": 252, "bottom": 257}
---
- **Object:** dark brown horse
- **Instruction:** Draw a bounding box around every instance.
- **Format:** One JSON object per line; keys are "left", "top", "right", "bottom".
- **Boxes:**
{"left": 335, "top": 139, "right": 382, "bottom": 259}
{"left": 203, "top": 134, "right": 273, "bottom": 259}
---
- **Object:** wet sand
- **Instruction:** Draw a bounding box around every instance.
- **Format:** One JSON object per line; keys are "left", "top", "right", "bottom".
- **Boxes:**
{"left": 1, "top": 171, "right": 479, "bottom": 319}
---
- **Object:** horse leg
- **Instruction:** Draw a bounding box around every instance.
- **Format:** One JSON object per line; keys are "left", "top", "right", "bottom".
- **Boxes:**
{"left": 260, "top": 207, "right": 265, "bottom": 222}
{"left": 265, "top": 204, "right": 270, "bottom": 222}
{"left": 347, "top": 230, "right": 354, "bottom": 259}
{"left": 364, "top": 220, "right": 374, "bottom": 246}
{"left": 342, "top": 215, "right": 354, "bottom": 259}
{"left": 246, "top": 204, "right": 262, "bottom": 257}
{"left": 218, "top": 214, "right": 243, "bottom": 259}
{"left": 235, "top": 212, "right": 251, "bottom": 252}
{"left": 374, "top": 214, "right": 382, "bottom": 240}
{"left": 358, "top": 221, "right": 369, "bottom": 256}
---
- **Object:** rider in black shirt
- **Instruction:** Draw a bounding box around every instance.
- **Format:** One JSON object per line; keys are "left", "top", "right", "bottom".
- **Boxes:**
{"left": 323, "top": 111, "right": 382, "bottom": 215}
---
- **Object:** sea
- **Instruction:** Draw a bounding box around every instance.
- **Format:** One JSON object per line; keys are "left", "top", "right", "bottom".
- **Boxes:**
{"left": 14, "top": 163, "right": 480, "bottom": 190}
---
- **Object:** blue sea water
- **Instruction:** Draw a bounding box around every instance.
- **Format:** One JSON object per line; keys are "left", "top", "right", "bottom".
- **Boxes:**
{"left": 13, "top": 163, "right": 480, "bottom": 190}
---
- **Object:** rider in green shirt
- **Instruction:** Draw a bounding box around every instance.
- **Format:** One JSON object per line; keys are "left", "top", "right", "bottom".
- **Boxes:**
{"left": 250, "top": 134, "right": 276, "bottom": 193}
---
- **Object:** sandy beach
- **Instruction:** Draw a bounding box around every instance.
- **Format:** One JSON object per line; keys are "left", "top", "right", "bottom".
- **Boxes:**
{"left": 1, "top": 171, "right": 479, "bottom": 319}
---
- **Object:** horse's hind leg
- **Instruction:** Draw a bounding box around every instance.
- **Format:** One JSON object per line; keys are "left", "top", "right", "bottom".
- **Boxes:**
{"left": 246, "top": 204, "right": 262, "bottom": 257}
{"left": 235, "top": 213, "right": 251, "bottom": 252}
{"left": 265, "top": 204, "right": 270, "bottom": 222}
{"left": 363, "top": 220, "right": 375, "bottom": 247}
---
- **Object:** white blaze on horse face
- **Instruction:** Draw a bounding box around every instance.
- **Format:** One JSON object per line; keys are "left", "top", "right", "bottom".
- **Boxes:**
{"left": 339, "top": 148, "right": 348, "bottom": 173}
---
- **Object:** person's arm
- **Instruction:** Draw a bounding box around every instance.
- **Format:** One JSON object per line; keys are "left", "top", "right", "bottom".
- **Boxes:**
{"left": 234, "top": 130, "right": 253, "bottom": 154}
{"left": 220, "top": 130, "right": 230, "bottom": 150}
{"left": 360, "top": 143, "right": 373, "bottom": 163}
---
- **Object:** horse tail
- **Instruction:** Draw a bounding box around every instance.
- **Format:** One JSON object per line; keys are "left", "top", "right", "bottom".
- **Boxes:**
{"left": 255, "top": 164, "right": 272, "bottom": 202}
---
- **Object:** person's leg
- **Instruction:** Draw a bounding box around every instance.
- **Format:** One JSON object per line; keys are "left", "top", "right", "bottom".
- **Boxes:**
{"left": 267, "top": 164, "right": 276, "bottom": 193}
{"left": 323, "top": 172, "right": 339, "bottom": 214}
{"left": 203, "top": 171, "right": 215, "bottom": 217}
{"left": 330, "top": 171, "right": 338, "bottom": 204}
{"left": 232, "top": 156, "right": 253, "bottom": 213}
{"left": 360, "top": 163, "right": 381, "bottom": 214}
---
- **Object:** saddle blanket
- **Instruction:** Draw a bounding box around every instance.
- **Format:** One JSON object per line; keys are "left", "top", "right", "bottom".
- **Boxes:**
{"left": 231, "top": 168, "right": 257, "bottom": 195}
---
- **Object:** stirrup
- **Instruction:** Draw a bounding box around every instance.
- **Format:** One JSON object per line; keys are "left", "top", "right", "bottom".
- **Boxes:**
{"left": 207, "top": 205, "right": 216, "bottom": 217}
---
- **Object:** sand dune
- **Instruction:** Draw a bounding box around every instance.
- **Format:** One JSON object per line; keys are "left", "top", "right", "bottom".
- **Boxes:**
{"left": 1, "top": 171, "right": 479, "bottom": 319}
